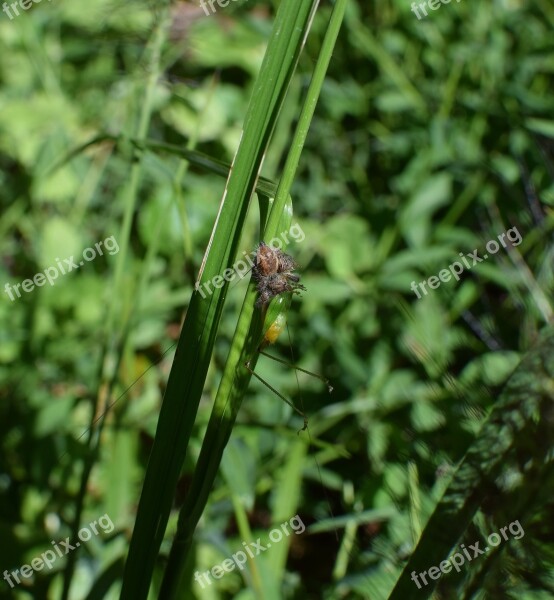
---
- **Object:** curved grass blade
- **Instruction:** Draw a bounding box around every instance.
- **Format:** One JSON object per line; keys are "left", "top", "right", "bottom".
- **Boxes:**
{"left": 44, "top": 134, "right": 279, "bottom": 199}
{"left": 120, "top": 1, "right": 321, "bottom": 598}
{"left": 160, "top": 0, "right": 348, "bottom": 593}
{"left": 159, "top": 198, "right": 295, "bottom": 597}
{"left": 388, "top": 325, "right": 554, "bottom": 599}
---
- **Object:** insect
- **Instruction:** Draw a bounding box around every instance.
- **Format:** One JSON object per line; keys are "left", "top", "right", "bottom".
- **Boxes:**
{"left": 252, "top": 242, "right": 306, "bottom": 307}
{"left": 245, "top": 243, "right": 331, "bottom": 431}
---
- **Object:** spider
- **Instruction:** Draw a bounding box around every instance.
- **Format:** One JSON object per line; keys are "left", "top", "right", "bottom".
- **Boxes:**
{"left": 252, "top": 242, "right": 306, "bottom": 307}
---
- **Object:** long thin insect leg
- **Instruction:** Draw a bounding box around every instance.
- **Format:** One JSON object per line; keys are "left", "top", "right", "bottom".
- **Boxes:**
{"left": 258, "top": 350, "right": 333, "bottom": 392}
{"left": 244, "top": 360, "right": 308, "bottom": 431}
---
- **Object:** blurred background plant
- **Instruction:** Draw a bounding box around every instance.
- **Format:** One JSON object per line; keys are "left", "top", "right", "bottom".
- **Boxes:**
{"left": 1, "top": 0, "right": 554, "bottom": 598}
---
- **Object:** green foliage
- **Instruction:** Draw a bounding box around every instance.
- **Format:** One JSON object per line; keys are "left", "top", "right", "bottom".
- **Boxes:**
{"left": 1, "top": 0, "right": 554, "bottom": 599}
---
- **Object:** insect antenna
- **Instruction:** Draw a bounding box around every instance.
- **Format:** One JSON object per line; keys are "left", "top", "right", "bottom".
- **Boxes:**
{"left": 244, "top": 361, "right": 308, "bottom": 431}
{"left": 56, "top": 342, "right": 178, "bottom": 463}
{"left": 257, "top": 349, "right": 333, "bottom": 393}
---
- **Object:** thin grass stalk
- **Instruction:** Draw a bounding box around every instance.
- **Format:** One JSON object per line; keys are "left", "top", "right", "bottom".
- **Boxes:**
{"left": 60, "top": 8, "right": 171, "bottom": 599}
{"left": 263, "top": 0, "right": 348, "bottom": 240}
{"left": 158, "top": 197, "right": 286, "bottom": 598}
{"left": 230, "top": 493, "right": 269, "bottom": 597}
{"left": 47, "top": 135, "right": 279, "bottom": 200}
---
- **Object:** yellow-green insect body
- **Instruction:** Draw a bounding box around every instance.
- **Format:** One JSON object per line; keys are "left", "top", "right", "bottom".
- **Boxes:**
{"left": 260, "top": 294, "right": 291, "bottom": 349}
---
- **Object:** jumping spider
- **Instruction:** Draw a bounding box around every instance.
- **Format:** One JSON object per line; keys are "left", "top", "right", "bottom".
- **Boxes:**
{"left": 253, "top": 242, "right": 306, "bottom": 307}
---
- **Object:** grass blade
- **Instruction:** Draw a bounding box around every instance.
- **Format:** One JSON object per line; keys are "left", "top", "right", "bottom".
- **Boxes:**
{"left": 388, "top": 325, "right": 554, "bottom": 599}
{"left": 120, "top": 1, "right": 321, "bottom": 597}
{"left": 160, "top": 0, "right": 348, "bottom": 593}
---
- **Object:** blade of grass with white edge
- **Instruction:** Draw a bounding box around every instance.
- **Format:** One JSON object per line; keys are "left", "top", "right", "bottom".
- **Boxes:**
{"left": 120, "top": 1, "right": 321, "bottom": 598}
{"left": 160, "top": 0, "right": 348, "bottom": 592}
{"left": 160, "top": 197, "right": 295, "bottom": 597}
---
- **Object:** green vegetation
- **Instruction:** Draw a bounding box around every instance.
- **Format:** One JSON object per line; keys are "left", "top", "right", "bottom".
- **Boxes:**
{"left": 1, "top": 1, "right": 554, "bottom": 599}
